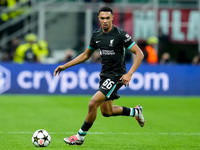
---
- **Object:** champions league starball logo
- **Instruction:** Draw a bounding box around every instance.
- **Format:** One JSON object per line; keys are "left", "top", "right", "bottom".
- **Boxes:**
{"left": 0, "top": 65, "right": 11, "bottom": 94}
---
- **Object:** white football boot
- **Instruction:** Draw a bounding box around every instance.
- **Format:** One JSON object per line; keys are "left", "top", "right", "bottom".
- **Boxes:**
{"left": 135, "top": 105, "right": 145, "bottom": 127}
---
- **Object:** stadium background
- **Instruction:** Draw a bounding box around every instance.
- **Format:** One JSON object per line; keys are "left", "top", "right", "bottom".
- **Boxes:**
{"left": 0, "top": 0, "right": 200, "bottom": 95}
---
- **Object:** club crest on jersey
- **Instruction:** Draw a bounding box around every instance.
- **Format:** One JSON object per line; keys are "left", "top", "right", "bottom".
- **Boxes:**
{"left": 109, "top": 39, "right": 114, "bottom": 47}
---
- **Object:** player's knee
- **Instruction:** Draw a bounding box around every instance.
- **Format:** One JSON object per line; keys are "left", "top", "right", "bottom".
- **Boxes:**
{"left": 101, "top": 110, "right": 112, "bottom": 117}
{"left": 88, "top": 101, "right": 95, "bottom": 111}
{"left": 88, "top": 99, "right": 98, "bottom": 112}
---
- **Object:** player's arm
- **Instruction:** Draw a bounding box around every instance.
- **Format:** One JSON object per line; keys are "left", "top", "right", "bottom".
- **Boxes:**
{"left": 127, "top": 44, "right": 144, "bottom": 75}
{"left": 120, "top": 44, "right": 144, "bottom": 86}
{"left": 54, "top": 48, "right": 94, "bottom": 76}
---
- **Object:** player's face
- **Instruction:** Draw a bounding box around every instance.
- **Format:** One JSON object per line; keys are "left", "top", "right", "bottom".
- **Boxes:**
{"left": 98, "top": 11, "right": 113, "bottom": 32}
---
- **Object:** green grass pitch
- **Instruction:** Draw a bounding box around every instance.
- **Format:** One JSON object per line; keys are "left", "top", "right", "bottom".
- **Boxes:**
{"left": 0, "top": 95, "right": 200, "bottom": 150}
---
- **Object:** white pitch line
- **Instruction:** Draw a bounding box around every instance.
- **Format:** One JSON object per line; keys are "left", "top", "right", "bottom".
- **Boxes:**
{"left": 0, "top": 132, "right": 200, "bottom": 135}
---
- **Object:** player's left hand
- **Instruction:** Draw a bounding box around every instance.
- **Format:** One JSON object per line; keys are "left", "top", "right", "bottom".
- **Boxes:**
{"left": 120, "top": 73, "right": 132, "bottom": 87}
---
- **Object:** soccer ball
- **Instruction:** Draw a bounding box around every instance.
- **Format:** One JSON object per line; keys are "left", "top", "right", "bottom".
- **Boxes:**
{"left": 32, "top": 129, "right": 51, "bottom": 147}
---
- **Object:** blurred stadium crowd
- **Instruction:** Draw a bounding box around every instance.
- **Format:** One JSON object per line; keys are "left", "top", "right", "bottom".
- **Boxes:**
{"left": 0, "top": 0, "right": 200, "bottom": 65}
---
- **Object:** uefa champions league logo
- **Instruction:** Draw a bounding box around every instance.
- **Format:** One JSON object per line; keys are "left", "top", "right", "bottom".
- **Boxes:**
{"left": 0, "top": 65, "right": 11, "bottom": 94}
{"left": 0, "top": 72, "right": 6, "bottom": 89}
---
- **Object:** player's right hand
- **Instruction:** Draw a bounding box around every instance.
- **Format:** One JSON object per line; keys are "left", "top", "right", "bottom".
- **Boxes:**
{"left": 120, "top": 73, "right": 132, "bottom": 87}
{"left": 53, "top": 65, "right": 66, "bottom": 76}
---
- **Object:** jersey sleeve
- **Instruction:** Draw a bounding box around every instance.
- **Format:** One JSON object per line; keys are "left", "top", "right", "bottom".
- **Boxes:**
{"left": 88, "top": 32, "right": 97, "bottom": 51}
{"left": 120, "top": 30, "right": 135, "bottom": 50}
